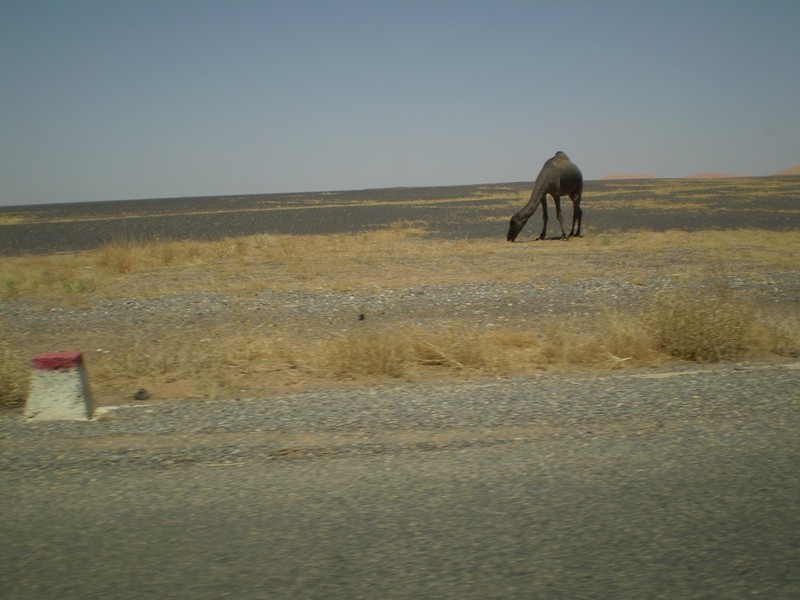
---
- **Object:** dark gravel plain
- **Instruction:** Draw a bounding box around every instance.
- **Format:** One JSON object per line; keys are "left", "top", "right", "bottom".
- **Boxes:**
{"left": 2, "top": 177, "right": 799, "bottom": 255}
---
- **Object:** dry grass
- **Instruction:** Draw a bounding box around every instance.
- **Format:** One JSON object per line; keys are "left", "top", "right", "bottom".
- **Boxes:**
{"left": 0, "top": 223, "right": 434, "bottom": 299}
{"left": 0, "top": 323, "right": 28, "bottom": 408}
{"left": 0, "top": 214, "right": 25, "bottom": 225}
{"left": 55, "top": 288, "right": 797, "bottom": 407}
{"left": 322, "top": 325, "right": 503, "bottom": 379}
{"left": 3, "top": 227, "right": 798, "bottom": 301}
{"left": 646, "top": 277, "right": 753, "bottom": 362}
{"left": 2, "top": 224, "right": 799, "bottom": 406}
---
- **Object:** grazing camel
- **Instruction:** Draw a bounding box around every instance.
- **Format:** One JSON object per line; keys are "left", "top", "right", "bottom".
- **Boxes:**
{"left": 507, "top": 151, "right": 583, "bottom": 242}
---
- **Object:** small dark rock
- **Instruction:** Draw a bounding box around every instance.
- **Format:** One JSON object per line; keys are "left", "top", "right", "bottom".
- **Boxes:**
{"left": 133, "top": 388, "right": 151, "bottom": 401}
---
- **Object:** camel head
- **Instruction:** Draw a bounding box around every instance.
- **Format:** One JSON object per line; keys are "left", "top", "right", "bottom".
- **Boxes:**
{"left": 507, "top": 217, "right": 523, "bottom": 242}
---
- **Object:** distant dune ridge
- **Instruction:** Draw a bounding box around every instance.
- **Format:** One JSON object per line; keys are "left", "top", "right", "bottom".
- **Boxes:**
{"left": 775, "top": 164, "right": 800, "bottom": 176}
{"left": 601, "top": 164, "right": 800, "bottom": 180}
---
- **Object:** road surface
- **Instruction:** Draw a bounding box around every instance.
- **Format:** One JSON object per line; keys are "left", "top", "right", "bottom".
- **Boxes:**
{"left": 2, "top": 362, "right": 799, "bottom": 599}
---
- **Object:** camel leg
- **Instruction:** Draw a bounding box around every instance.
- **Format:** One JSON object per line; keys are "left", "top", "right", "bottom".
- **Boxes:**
{"left": 569, "top": 194, "right": 583, "bottom": 237}
{"left": 554, "top": 196, "right": 568, "bottom": 240}
{"left": 537, "top": 199, "right": 548, "bottom": 240}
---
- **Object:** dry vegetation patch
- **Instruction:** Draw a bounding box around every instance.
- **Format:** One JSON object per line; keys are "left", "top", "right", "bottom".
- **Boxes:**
{"left": 2, "top": 223, "right": 799, "bottom": 407}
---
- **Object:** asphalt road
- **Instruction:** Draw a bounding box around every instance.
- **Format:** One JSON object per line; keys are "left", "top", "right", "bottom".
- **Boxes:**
{"left": 3, "top": 363, "right": 799, "bottom": 599}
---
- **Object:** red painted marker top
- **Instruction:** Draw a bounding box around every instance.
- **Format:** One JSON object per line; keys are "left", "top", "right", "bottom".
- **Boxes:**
{"left": 33, "top": 351, "right": 84, "bottom": 370}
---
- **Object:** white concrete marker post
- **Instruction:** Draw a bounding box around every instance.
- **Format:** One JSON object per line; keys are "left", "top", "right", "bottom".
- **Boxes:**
{"left": 25, "top": 351, "right": 95, "bottom": 421}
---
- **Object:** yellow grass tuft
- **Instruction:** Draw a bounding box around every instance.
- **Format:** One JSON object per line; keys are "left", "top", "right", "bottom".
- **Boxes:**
{"left": 0, "top": 323, "right": 28, "bottom": 407}
{"left": 645, "top": 277, "right": 754, "bottom": 362}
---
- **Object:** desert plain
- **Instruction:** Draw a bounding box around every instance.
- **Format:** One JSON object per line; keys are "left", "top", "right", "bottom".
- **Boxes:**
{"left": 1, "top": 176, "right": 799, "bottom": 406}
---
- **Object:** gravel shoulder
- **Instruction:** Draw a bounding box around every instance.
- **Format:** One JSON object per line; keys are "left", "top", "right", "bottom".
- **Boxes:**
{"left": 4, "top": 263, "right": 799, "bottom": 406}
{"left": 3, "top": 360, "right": 798, "bottom": 475}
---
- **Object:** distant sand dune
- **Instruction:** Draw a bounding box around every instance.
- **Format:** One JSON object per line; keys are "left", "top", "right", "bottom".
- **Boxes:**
{"left": 774, "top": 164, "right": 800, "bottom": 176}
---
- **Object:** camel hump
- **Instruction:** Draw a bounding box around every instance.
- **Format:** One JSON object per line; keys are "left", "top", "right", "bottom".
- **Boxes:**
{"left": 554, "top": 151, "right": 570, "bottom": 161}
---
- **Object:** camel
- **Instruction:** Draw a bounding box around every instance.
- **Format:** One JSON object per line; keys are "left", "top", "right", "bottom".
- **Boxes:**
{"left": 507, "top": 151, "right": 583, "bottom": 242}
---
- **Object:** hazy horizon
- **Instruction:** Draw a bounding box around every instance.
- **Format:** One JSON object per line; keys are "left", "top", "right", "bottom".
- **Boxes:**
{"left": 2, "top": 1, "right": 799, "bottom": 206}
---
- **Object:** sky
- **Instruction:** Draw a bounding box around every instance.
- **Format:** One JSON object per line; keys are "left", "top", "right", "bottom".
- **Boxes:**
{"left": 2, "top": 1, "right": 799, "bottom": 206}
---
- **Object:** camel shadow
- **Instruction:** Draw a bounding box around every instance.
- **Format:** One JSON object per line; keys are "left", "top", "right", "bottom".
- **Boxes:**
{"left": 513, "top": 236, "right": 578, "bottom": 244}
